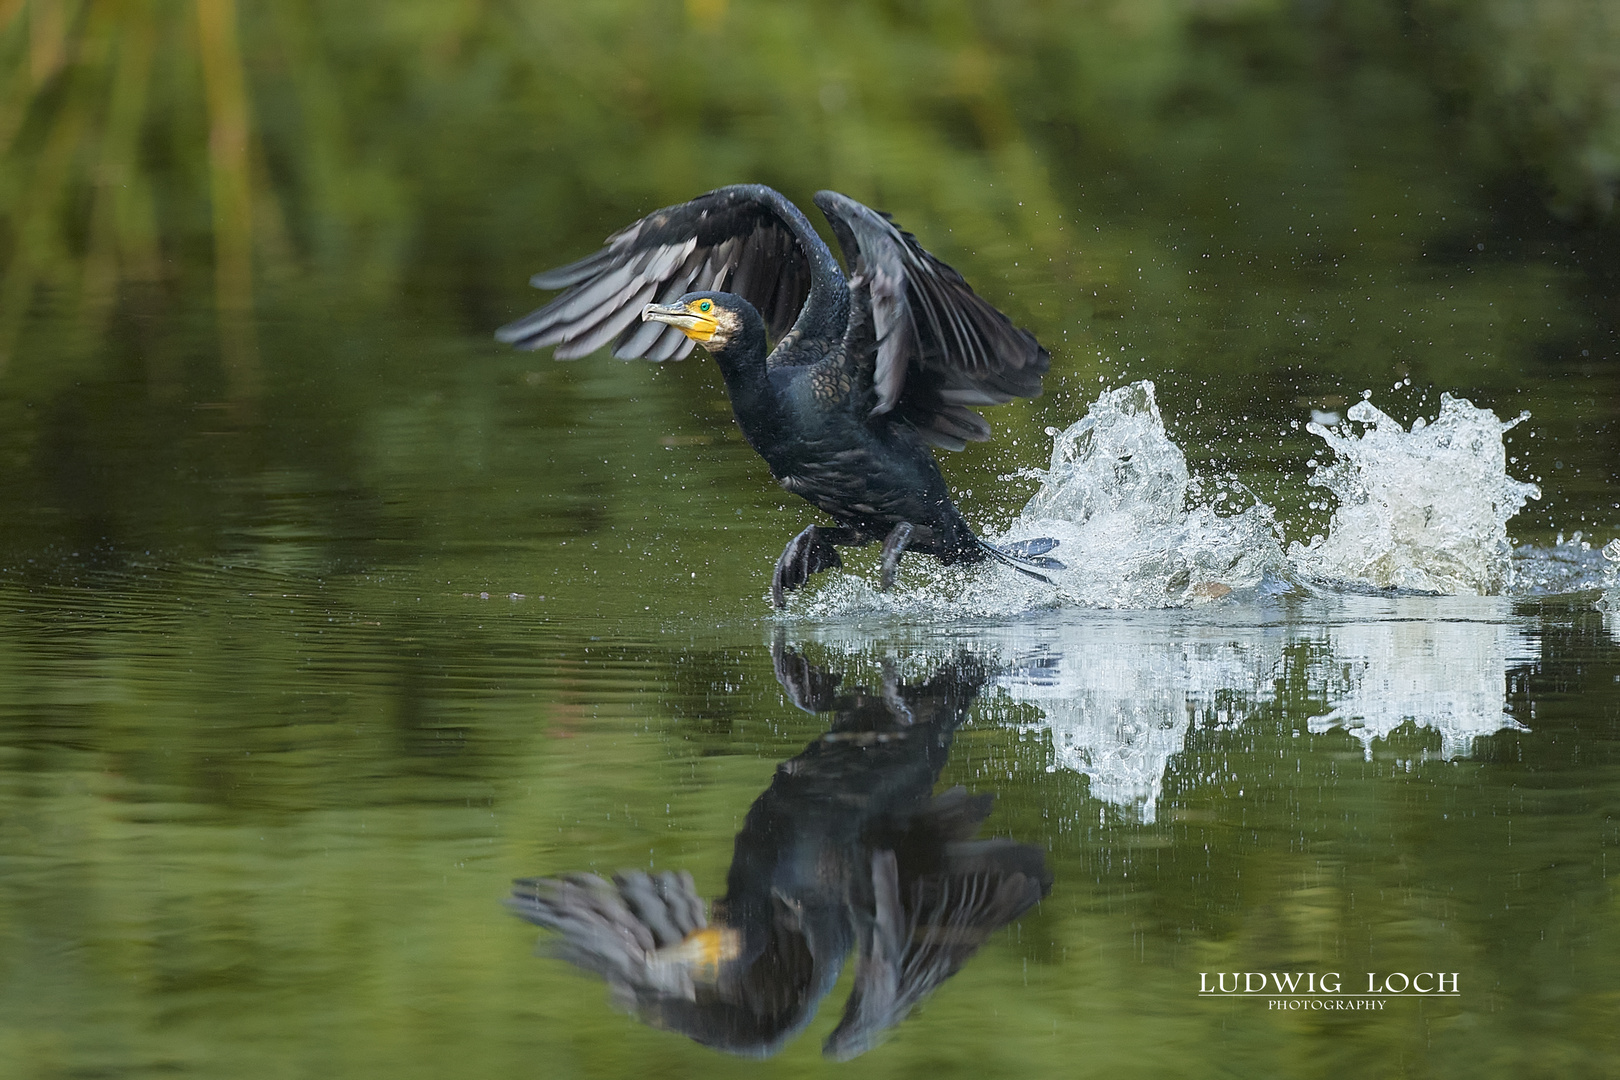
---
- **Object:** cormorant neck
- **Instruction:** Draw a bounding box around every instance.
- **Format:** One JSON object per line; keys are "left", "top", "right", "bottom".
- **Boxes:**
{"left": 760, "top": 187, "right": 848, "bottom": 342}
{"left": 704, "top": 301, "right": 782, "bottom": 447}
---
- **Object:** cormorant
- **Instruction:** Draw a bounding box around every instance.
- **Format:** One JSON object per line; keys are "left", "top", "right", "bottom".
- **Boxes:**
{"left": 497, "top": 185, "right": 1062, "bottom": 605}
{"left": 506, "top": 639, "right": 1052, "bottom": 1059}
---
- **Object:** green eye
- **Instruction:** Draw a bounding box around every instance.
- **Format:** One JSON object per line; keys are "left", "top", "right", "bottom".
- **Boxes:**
{"left": 698, "top": 300, "right": 712, "bottom": 312}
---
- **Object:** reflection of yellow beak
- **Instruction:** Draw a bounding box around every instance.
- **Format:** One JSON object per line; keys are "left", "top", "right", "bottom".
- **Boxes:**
{"left": 652, "top": 925, "right": 740, "bottom": 983}
{"left": 642, "top": 302, "right": 718, "bottom": 342}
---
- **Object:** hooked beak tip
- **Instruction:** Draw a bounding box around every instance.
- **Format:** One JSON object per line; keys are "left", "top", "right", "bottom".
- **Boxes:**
{"left": 639, "top": 302, "right": 711, "bottom": 342}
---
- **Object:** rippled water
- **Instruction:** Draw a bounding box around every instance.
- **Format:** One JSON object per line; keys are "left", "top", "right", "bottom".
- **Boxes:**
{"left": 2, "top": 568, "right": 1617, "bottom": 1076}
{"left": 2, "top": 405, "right": 1616, "bottom": 1075}
{"left": 3, "top": 326, "right": 1617, "bottom": 1080}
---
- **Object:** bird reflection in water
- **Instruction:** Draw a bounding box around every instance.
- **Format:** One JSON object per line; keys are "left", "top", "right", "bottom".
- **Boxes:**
{"left": 507, "top": 640, "right": 1052, "bottom": 1059}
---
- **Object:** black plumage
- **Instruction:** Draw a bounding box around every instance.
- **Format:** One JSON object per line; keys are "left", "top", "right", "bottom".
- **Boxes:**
{"left": 498, "top": 185, "right": 1061, "bottom": 604}
{"left": 506, "top": 639, "right": 1052, "bottom": 1059}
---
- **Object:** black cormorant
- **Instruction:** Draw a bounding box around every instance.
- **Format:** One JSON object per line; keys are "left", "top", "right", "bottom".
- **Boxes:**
{"left": 497, "top": 185, "right": 1061, "bottom": 605}
{"left": 506, "top": 638, "right": 1051, "bottom": 1059}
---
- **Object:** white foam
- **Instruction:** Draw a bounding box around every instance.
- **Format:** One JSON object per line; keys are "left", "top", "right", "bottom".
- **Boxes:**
{"left": 1599, "top": 539, "right": 1620, "bottom": 643}
{"left": 1001, "top": 381, "right": 1286, "bottom": 607}
{"left": 1287, "top": 394, "right": 1541, "bottom": 593}
{"left": 785, "top": 381, "right": 1552, "bottom": 615}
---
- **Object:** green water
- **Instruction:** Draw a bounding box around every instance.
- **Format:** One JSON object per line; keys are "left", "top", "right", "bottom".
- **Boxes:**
{"left": 3, "top": 1, "right": 1619, "bottom": 1077}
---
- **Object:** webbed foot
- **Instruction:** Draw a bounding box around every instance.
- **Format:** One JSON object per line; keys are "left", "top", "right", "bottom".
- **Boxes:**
{"left": 999, "top": 537, "right": 1063, "bottom": 564}
{"left": 975, "top": 535, "right": 1066, "bottom": 583}
{"left": 772, "top": 525, "right": 845, "bottom": 607}
{"left": 879, "top": 522, "right": 916, "bottom": 592}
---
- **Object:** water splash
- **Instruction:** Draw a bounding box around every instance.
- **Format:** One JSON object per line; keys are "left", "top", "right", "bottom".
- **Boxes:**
{"left": 1599, "top": 539, "right": 1620, "bottom": 643}
{"left": 788, "top": 380, "right": 1557, "bottom": 616}
{"left": 998, "top": 382, "right": 1286, "bottom": 607}
{"left": 1512, "top": 531, "right": 1615, "bottom": 595}
{"left": 1287, "top": 395, "right": 1541, "bottom": 593}
{"left": 999, "top": 382, "right": 1543, "bottom": 604}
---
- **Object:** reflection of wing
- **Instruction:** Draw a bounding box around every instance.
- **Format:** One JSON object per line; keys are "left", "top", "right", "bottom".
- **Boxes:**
{"left": 814, "top": 191, "right": 1049, "bottom": 450}
{"left": 509, "top": 872, "right": 838, "bottom": 1058}
{"left": 506, "top": 871, "right": 713, "bottom": 1000}
{"left": 823, "top": 790, "right": 1052, "bottom": 1061}
{"left": 496, "top": 185, "right": 825, "bottom": 360}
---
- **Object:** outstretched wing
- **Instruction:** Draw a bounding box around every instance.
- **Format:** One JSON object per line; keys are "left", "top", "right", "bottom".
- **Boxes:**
{"left": 496, "top": 185, "right": 830, "bottom": 361}
{"left": 814, "top": 190, "right": 1049, "bottom": 450}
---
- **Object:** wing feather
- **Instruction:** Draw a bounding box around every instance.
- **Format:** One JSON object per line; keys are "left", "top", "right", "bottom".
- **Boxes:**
{"left": 507, "top": 870, "right": 709, "bottom": 999}
{"left": 648, "top": 331, "right": 699, "bottom": 363}
{"left": 813, "top": 190, "right": 1049, "bottom": 449}
{"left": 529, "top": 247, "right": 615, "bottom": 290}
{"left": 554, "top": 281, "right": 658, "bottom": 359}
{"left": 498, "top": 185, "right": 829, "bottom": 360}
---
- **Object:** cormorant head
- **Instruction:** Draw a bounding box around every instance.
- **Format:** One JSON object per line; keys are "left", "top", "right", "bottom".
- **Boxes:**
{"left": 641, "top": 292, "right": 759, "bottom": 352}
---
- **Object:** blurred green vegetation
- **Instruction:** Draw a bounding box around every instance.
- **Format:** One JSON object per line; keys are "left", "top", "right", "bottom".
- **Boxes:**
{"left": 0, "top": 0, "right": 1614, "bottom": 568}
{"left": 1414, "top": 0, "right": 1620, "bottom": 222}
{"left": 2, "top": 0, "right": 1616, "bottom": 373}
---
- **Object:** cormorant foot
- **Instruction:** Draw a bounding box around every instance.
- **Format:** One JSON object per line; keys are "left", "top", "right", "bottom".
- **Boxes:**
{"left": 772, "top": 526, "right": 845, "bottom": 607}
{"left": 999, "top": 537, "right": 1062, "bottom": 561}
{"left": 975, "top": 535, "right": 1065, "bottom": 584}
{"left": 878, "top": 522, "right": 916, "bottom": 592}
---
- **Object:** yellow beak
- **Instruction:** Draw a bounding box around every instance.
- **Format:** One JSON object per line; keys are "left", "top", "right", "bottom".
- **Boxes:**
{"left": 642, "top": 302, "right": 718, "bottom": 342}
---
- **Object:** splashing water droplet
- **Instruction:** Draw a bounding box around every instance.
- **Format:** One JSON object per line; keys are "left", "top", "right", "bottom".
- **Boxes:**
{"left": 1598, "top": 540, "right": 1620, "bottom": 633}
{"left": 786, "top": 383, "right": 1550, "bottom": 617}
{"left": 1287, "top": 395, "right": 1540, "bottom": 593}
{"left": 1001, "top": 381, "right": 1285, "bottom": 607}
